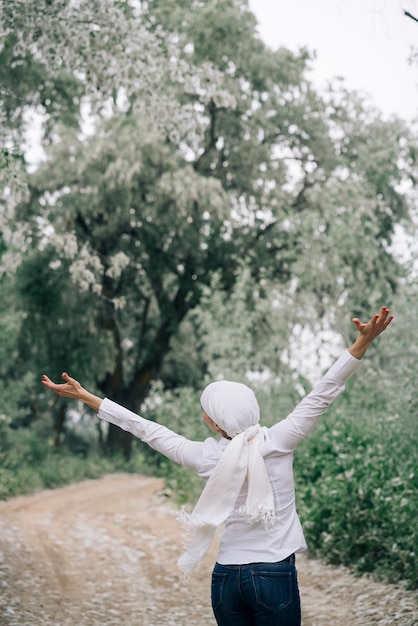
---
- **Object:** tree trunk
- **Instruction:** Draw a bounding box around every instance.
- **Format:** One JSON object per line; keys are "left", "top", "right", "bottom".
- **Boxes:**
{"left": 106, "top": 423, "right": 133, "bottom": 460}
{"left": 53, "top": 403, "right": 66, "bottom": 448}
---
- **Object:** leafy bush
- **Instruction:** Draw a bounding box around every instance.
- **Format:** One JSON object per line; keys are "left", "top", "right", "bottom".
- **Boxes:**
{"left": 294, "top": 388, "right": 418, "bottom": 589}
{"left": 141, "top": 384, "right": 207, "bottom": 504}
{"left": 0, "top": 422, "right": 152, "bottom": 500}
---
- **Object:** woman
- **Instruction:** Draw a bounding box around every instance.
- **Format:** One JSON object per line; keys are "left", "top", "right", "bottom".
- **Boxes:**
{"left": 41, "top": 306, "right": 393, "bottom": 626}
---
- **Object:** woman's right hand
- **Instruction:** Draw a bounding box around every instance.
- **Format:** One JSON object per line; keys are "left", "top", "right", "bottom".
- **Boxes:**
{"left": 41, "top": 373, "right": 103, "bottom": 411}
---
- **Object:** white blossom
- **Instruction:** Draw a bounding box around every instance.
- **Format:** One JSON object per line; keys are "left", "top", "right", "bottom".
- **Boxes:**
{"left": 51, "top": 232, "right": 79, "bottom": 259}
{"left": 112, "top": 296, "right": 126, "bottom": 310}
{"left": 0, "top": 251, "right": 22, "bottom": 277}
{"left": 105, "top": 251, "right": 130, "bottom": 279}
{"left": 68, "top": 244, "right": 104, "bottom": 293}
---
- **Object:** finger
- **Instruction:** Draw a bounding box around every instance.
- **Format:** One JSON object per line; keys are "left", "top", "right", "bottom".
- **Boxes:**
{"left": 41, "top": 380, "right": 60, "bottom": 392}
{"left": 41, "top": 374, "right": 55, "bottom": 387}
{"left": 379, "top": 306, "right": 390, "bottom": 320}
{"left": 376, "top": 308, "right": 391, "bottom": 327}
{"left": 351, "top": 317, "right": 362, "bottom": 330}
{"left": 384, "top": 314, "right": 394, "bottom": 327}
{"left": 62, "top": 372, "right": 78, "bottom": 385}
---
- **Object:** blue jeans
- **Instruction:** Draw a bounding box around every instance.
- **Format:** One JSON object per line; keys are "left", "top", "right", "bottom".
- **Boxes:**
{"left": 211, "top": 555, "right": 301, "bottom": 626}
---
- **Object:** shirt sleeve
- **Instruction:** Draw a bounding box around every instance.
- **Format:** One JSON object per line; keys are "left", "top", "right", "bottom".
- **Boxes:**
{"left": 97, "top": 398, "right": 205, "bottom": 471}
{"left": 268, "top": 349, "right": 362, "bottom": 451}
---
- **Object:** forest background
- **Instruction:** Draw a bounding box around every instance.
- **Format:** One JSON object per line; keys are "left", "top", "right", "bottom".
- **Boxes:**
{"left": 1, "top": 0, "right": 417, "bottom": 590}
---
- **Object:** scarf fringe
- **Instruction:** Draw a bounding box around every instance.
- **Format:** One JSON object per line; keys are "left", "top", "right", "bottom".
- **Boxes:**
{"left": 176, "top": 505, "right": 213, "bottom": 532}
{"left": 177, "top": 544, "right": 207, "bottom": 582}
{"left": 176, "top": 506, "right": 217, "bottom": 583}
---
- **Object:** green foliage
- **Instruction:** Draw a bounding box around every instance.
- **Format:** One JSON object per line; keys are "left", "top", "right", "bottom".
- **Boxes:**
{"left": 140, "top": 384, "right": 208, "bottom": 503}
{"left": 14, "top": 247, "right": 114, "bottom": 384}
{"left": 294, "top": 382, "right": 418, "bottom": 589}
{"left": 191, "top": 269, "right": 298, "bottom": 380}
{"left": 0, "top": 418, "right": 153, "bottom": 500}
{"left": 0, "top": 32, "right": 82, "bottom": 131}
{"left": 0, "top": 147, "right": 26, "bottom": 189}
{"left": 0, "top": 275, "right": 36, "bottom": 426}
{"left": 2, "top": 0, "right": 416, "bottom": 458}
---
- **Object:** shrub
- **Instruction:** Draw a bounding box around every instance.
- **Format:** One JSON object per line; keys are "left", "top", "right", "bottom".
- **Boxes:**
{"left": 0, "top": 423, "right": 151, "bottom": 500}
{"left": 294, "top": 393, "right": 418, "bottom": 589}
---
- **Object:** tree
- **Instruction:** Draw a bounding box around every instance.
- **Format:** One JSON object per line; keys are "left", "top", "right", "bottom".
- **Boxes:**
{"left": 2, "top": 0, "right": 417, "bottom": 457}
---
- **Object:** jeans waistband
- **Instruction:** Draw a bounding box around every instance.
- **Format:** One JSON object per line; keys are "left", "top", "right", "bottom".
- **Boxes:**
{"left": 281, "top": 553, "right": 295, "bottom": 565}
{"left": 216, "top": 554, "right": 295, "bottom": 569}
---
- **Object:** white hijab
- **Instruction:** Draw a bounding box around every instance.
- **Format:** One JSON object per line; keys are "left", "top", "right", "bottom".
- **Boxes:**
{"left": 177, "top": 380, "right": 275, "bottom": 579}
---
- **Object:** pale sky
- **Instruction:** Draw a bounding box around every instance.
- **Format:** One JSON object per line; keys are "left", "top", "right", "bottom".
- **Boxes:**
{"left": 249, "top": 0, "right": 418, "bottom": 122}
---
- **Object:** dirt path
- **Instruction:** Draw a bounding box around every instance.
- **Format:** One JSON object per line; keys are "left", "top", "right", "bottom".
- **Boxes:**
{"left": 0, "top": 474, "right": 416, "bottom": 626}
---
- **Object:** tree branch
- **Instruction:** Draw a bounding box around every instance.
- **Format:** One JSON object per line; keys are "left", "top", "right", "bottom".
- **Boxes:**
{"left": 193, "top": 100, "right": 218, "bottom": 172}
{"left": 404, "top": 10, "right": 418, "bottom": 24}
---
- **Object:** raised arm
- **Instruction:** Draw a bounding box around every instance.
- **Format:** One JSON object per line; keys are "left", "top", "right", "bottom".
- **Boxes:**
{"left": 41, "top": 372, "right": 103, "bottom": 412}
{"left": 268, "top": 306, "right": 394, "bottom": 451}
{"left": 41, "top": 373, "right": 206, "bottom": 471}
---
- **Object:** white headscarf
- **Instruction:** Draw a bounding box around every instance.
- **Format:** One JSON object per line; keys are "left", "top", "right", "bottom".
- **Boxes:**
{"left": 177, "top": 380, "right": 275, "bottom": 579}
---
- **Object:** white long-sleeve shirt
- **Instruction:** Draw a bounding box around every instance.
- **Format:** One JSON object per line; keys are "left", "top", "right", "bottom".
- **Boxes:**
{"left": 98, "top": 349, "right": 361, "bottom": 564}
